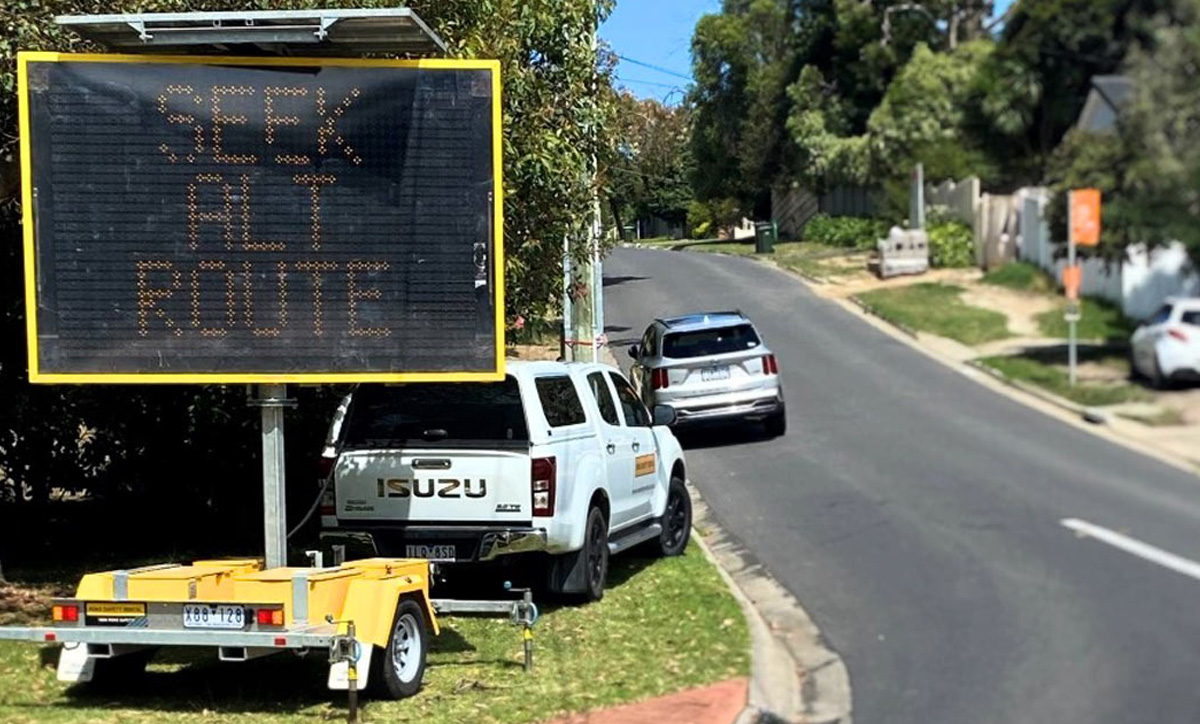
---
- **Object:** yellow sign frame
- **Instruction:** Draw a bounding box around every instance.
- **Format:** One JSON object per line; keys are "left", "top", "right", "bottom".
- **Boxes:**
{"left": 18, "top": 51, "right": 505, "bottom": 384}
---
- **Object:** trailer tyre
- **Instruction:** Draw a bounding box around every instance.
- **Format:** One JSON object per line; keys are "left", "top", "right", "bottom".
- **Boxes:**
{"left": 376, "top": 599, "right": 428, "bottom": 699}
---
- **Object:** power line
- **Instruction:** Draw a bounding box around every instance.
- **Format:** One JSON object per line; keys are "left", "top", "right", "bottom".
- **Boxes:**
{"left": 616, "top": 54, "right": 693, "bottom": 82}
{"left": 615, "top": 76, "right": 684, "bottom": 90}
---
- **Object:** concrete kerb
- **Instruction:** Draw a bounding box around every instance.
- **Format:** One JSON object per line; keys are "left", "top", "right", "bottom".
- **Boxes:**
{"left": 690, "top": 488, "right": 852, "bottom": 724}
{"left": 597, "top": 343, "right": 851, "bottom": 724}
{"left": 964, "top": 359, "right": 1112, "bottom": 425}
{"left": 846, "top": 295, "right": 919, "bottom": 340}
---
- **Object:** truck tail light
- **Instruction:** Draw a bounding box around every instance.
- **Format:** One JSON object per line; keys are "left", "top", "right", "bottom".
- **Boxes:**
{"left": 762, "top": 354, "right": 778, "bottom": 375}
{"left": 52, "top": 605, "right": 79, "bottom": 623}
{"left": 651, "top": 368, "right": 670, "bottom": 390}
{"left": 531, "top": 456, "right": 557, "bottom": 517}
{"left": 317, "top": 453, "right": 335, "bottom": 481}
{"left": 256, "top": 608, "right": 285, "bottom": 627}
{"left": 1167, "top": 328, "right": 1189, "bottom": 342}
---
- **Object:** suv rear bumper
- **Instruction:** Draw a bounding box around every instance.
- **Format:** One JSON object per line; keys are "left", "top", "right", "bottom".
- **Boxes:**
{"left": 320, "top": 526, "right": 547, "bottom": 563}
{"left": 659, "top": 387, "right": 783, "bottom": 425}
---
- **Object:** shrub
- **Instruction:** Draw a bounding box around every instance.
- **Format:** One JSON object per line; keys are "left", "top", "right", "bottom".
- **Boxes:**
{"left": 927, "top": 220, "right": 974, "bottom": 267}
{"left": 804, "top": 214, "right": 891, "bottom": 250}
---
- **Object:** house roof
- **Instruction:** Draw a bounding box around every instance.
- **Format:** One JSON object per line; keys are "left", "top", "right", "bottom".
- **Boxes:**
{"left": 1076, "top": 75, "right": 1134, "bottom": 133}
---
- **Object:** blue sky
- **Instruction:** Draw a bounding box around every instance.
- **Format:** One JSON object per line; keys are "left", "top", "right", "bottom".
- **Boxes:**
{"left": 601, "top": 0, "right": 1017, "bottom": 101}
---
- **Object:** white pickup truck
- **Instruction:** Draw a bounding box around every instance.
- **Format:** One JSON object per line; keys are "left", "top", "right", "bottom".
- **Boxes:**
{"left": 317, "top": 360, "right": 691, "bottom": 601}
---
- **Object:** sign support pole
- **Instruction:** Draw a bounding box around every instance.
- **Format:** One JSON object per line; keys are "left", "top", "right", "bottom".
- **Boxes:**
{"left": 1068, "top": 201, "right": 1077, "bottom": 388}
{"left": 257, "top": 384, "right": 289, "bottom": 569}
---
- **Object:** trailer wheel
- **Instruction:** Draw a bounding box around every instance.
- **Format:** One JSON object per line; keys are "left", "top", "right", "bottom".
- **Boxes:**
{"left": 376, "top": 599, "right": 428, "bottom": 699}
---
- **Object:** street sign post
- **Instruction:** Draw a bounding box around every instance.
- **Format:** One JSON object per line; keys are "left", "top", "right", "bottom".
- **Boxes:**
{"left": 1066, "top": 189, "right": 1101, "bottom": 387}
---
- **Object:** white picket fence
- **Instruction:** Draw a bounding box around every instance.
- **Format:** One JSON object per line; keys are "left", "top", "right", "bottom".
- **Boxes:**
{"left": 1019, "top": 193, "right": 1199, "bottom": 320}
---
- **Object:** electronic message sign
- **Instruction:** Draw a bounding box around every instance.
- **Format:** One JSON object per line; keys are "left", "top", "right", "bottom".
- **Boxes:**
{"left": 18, "top": 53, "right": 503, "bottom": 383}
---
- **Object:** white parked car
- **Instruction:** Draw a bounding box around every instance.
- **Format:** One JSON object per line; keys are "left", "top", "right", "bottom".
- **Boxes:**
{"left": 317, "top": 360, "right": 690, "bottom": 601}
{"left": 1130, "top": 297, "right": 1200, "bottom": 388}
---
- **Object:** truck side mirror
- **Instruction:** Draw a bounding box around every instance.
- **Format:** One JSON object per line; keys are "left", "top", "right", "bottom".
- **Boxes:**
{"left": 652, "top": 405, "right": 676, "bottom": 427}
{"left": 627, "top": 344, "right": 640, "bottom": 360}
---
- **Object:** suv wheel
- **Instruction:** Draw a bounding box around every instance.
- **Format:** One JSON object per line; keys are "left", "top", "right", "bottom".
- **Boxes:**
{"left": 655, "top": 477, "right": 692, "bottom": 557}
{"left": 581, "top": 506, "right": 610, "bottom": 602}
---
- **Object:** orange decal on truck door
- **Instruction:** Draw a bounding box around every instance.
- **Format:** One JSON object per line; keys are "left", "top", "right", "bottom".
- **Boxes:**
{"left": 635, "top": 454, "right": 656, "bottom": 477}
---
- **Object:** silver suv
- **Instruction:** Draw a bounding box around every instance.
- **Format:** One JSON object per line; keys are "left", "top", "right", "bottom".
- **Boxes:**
{"left": 627, "top": 311, "right": 785, "bottom": 436}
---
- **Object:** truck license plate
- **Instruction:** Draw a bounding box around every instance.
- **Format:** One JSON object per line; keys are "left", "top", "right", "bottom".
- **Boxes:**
{"left": 406, "top": 544, "right": 456, "bottom": 561}
{"left": 701, "top": 367, "right": 730, "bottom": 382}
{"left": 183, "top": 604, "right": 246, "bottom": 629}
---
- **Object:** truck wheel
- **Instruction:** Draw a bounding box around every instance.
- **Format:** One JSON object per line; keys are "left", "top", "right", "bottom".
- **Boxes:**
{"left": 581, "top": 505, "right": 610, "bottom": 602}
{"left": 376, "top": 599, "right": 428, "bottom": 699}
{"left": 655, "top": 477, "right": 692, "bottom": 557}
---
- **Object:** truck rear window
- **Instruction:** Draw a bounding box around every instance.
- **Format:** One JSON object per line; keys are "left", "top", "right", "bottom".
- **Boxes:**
{"left": 342, "top": 380, "right": 529, "bottom": 447}
{"left": 663, "top": 324, "right": 761, "bottom": 358}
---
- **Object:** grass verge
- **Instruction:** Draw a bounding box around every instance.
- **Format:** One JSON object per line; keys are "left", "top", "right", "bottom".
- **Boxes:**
{"left": 857, "top": 283, "right": 1011, "bottom": 345}
{"left": 0, "top": 543, "right": 748, "bottom": 724}
{"left": 979, "top": 354, "right": 1154, "bottom": 407}
{"left": 1117, "top": 407, "right": 1186, "bottom": 426}
{"left": 680, "top": 240, "right": 864, "bottom": 279}
{"left": 1036, "top": 297, "right": 1136, "bottom": 342}
{"left": 981, "top": 262, "right": 1056, "bottom": 293}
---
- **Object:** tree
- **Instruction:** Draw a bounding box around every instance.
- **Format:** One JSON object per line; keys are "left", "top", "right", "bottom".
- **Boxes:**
{"left": 968, "top": 0, "right": 1172, "bottom": 187}
{"left": 606, "top": 93, "right": 694, "bottom": 235}
{"left": 1046, "top": 0, "right": 1200, "bottom": 268}
{"left": 0, "top": 0, "right": 620, "bottom": 566}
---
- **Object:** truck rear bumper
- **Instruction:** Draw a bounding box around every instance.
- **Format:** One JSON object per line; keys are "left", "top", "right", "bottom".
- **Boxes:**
{"left": 321, "top": 526, "right": 548, "bottom": 563}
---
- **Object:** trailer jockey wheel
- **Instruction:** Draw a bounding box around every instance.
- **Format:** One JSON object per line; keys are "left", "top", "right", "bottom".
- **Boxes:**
{"left": 375, "top": 599, "right": 428, "bottom": 699}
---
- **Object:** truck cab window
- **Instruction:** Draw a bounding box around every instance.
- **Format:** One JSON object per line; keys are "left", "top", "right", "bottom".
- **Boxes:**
{"left": 586, "top": 371, "right": 620, "bottom": 425}
{"left": 535, "top": 376, "right": 587, "bottom": 427}
{"left": 609, "top": 372, "right": 651, "bottom": 427}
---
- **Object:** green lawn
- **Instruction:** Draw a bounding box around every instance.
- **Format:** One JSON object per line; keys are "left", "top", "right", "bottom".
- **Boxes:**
{"left": 857, "top": 283, "right": 1011, "bottom": 345}
{"left": 0, "top": 543, "right": 747, "bottom": 724}
{"left": 981, "top": 262, "right": 1056, "bottom": 294}
{"left": 1036, "top": 297, "right": 1136, "bottom": 342}
{"left": 679, "top": 239, "right": 863, "bottom": 279}
{"left": 980, "top": 354, "right": 1153, "bottom": 407}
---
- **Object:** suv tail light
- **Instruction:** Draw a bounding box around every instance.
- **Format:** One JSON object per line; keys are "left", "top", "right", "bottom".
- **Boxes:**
{"left": 1167, "top": 328, "right": 1189, "bottom": 342}
{"left": 531, "top": 456, "right": 557, "bottom": 517}
{"left": 651, "top": 368, "right": 670, "bottom": 390}
{"left": 762, "top": 354, "right": 778, "bottom": 375}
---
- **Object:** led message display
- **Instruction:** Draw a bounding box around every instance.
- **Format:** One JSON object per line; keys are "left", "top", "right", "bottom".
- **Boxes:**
{"left": 19, "top": 54, "right": 502, "bottom": 382}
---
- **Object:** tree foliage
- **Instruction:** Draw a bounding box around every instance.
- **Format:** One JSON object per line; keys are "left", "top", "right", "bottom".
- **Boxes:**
{"left": 0, "top": 0, "right": 618, "bottom": 567}
{"left": 1046, "top": 0, "right": 1200, "bottom": 268}
{"left": 606, "top": 93, "right": 694, "bottom": 234}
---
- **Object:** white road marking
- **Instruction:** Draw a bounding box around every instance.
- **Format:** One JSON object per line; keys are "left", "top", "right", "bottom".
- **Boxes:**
{"left": 1061, "top": 517, "right": 1200, "bottom": 582}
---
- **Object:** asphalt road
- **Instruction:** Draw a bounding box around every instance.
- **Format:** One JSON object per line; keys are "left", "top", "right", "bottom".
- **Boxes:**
{"left": 605, "top": 248, "right": 1200, "bottom": 724}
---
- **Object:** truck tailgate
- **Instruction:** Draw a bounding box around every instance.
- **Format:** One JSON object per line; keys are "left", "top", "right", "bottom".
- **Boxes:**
{"left": 335, "top": 448, "right": 531, "bottom": 523}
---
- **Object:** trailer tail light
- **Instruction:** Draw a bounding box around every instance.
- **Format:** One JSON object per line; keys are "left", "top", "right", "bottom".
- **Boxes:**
{"left": 651, "top": 368, "right": 670, "bottom": 390}
{"left": 531, "top": 456, "right": 557, "bottom": 517}
{"left": 256, "top": 608, "right": 285, "bottom": 627}
{"left": 1167, "top": 328, "right": 1189, "bottom": 342}
{"left": 762, "top": 354, "right": 779, "bottom": 375}
{"left": 52, "top": 605, "right": 79, "bottom": 623}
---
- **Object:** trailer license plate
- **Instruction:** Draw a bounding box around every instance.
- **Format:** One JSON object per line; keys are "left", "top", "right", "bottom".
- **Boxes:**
{"left": 183, "top": 604, "right": 246, "bottom": 629}
{"left": 406, "top": 544, "right": 456, "bottom": 561}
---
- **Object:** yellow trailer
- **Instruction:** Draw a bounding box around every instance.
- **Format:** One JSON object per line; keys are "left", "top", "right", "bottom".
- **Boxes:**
{"left": 0, "top": 557, "right": 438, "bottom": 701}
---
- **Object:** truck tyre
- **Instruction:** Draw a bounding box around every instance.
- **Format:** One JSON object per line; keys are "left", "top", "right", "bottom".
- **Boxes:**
{"left": 581, "top": 505, "right": 610, "bottom": 602}
{"left": 376, "top": 599, "right": 428, "bottom": 699}
{"left": 654, "top": 477, "right": 692, "bottom": 557}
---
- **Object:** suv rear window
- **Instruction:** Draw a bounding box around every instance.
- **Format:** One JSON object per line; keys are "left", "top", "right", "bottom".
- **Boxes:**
{"left": 342, "top": 380, "right": 528, "bottom": 447}
{"left": 663, "top": 324, "right": 761, "bottom": 358}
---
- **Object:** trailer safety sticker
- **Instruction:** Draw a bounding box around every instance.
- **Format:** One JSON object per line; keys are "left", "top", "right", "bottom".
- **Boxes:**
{"left": 85, "top": 602, "right": 146, "bottom": 626}
{"left": 18, "top": 53, "right": 504, "bottom": 383}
